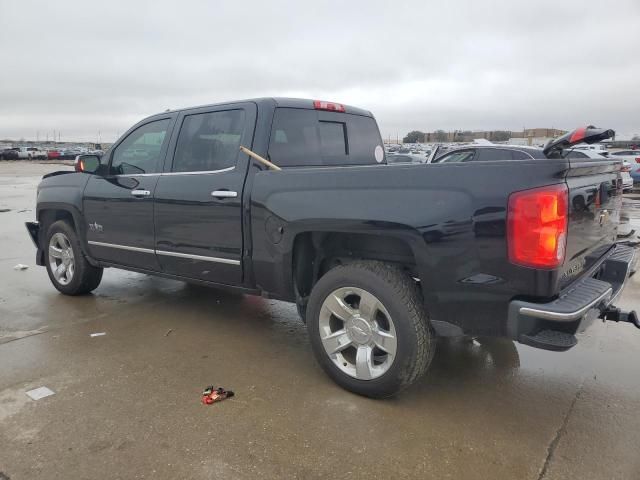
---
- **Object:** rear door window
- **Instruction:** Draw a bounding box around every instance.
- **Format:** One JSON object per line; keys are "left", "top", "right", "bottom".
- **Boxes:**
{"left": 268, "top": 108, "right": 383, "bottom": 167}
{"left": 172, "top": 109, "right": 245, "bottom": 172}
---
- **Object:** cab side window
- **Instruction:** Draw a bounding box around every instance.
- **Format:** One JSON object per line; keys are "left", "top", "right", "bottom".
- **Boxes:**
{"left": 111, "top": 119, "right": 170, "bottom": 175}
{"left": 172, "top": 110, "right": 246, "bottom": 173}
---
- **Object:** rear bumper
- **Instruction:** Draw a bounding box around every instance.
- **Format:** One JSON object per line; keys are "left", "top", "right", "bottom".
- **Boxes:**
{"left": 507, "top": 244, "right": 637, "bottom": 351}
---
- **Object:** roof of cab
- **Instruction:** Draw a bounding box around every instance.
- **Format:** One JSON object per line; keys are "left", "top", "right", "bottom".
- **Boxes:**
{"left": 149, "top": 97, "right": 373, "bottom": 119}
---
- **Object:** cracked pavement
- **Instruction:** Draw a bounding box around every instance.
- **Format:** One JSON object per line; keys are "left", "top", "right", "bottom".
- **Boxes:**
{"left": 1, "top": 162, "right": 640, "bottom": 479}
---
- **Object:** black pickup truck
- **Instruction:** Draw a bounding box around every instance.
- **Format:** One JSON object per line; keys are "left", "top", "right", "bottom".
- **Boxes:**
{"left": 26, "top": 98, "right": 638, "bottom": 397}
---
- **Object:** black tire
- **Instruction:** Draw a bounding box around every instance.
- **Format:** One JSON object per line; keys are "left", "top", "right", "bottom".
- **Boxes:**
{"left": 45, "top": 220, "right": 103, "bottom": 295}
{"left": 306, "top": 260, "right": 435, "bottom": 398}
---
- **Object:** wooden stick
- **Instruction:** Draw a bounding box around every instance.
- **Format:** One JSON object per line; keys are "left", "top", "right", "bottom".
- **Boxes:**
{"left": 239, "top": 146, "right": 281, "bottom": 171}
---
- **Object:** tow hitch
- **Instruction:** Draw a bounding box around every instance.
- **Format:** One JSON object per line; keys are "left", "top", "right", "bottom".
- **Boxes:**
{"left": 600, "top": 306, "right": 640, "bottom": 329}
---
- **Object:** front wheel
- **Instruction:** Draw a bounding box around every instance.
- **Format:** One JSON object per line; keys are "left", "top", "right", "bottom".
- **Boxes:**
{"left": 306, "top": 260, "right": 435, "bottom": 398}
{"left": 45, "top": 220, "right": 103, "bottom": 295}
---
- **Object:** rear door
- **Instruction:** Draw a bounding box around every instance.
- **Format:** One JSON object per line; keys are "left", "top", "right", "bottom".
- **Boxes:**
{"left": 153, "top": 102, "right": 256, "bottom": 284}
{"left": 84, "top": 117, "right": 174, "bottom": 270}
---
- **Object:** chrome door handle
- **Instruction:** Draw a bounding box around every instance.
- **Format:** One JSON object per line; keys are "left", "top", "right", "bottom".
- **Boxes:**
{"left": 211, "top": 190, "right": 238, "bottom": 198}
{"left": 131, "top": 189, "right": 151, "bottom": 197}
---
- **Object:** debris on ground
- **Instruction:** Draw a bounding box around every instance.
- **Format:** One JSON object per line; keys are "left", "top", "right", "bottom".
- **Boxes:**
{"left": 165, "top": 329, "right": 173, "bottom": 337}
{"left": 0, "top": 208, "right": 11, "bottom": 213}
{"left": 13, "top": 264, "right": 29, "bottom": 270}
{"left": 201, "top": 386, "right": 234, "bottom": 405}
{"left": 90, "top": 332, "right": 106, "bottom": 337}
{"left": 25, "top": 386, "right": 56, "bottom": 401}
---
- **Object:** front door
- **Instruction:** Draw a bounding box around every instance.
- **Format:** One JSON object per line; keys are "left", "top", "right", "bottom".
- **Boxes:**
{"left": 153, "top": 104, "right": 255, "bottom": 284}
{"left": 84, "top": 117, "right": 173, "bottom": 270}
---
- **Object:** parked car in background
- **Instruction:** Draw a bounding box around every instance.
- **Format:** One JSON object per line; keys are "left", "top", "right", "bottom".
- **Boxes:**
{"left": 428, "top": 144, "right": 633, "bottom": 192}
{"left": 564, "top": 149, "right": 633, "bottom": 192}
{"left": 16, "top": 146, "right": 47, "bottom": 160}
{"left": 574, "top": 144, "right": 609, "bottom": 154}
{"left": 47, "top": 150, "right": 61, "bottom": 160}
{"left": 609, "top": 150, "right": 640, "bottom": 183}
{"left": 428, "top": 145, "right": 546, "bottom": 163}
{"left": 58, "top": 150, "right": 82, "bottom": 160}
{"left": 0, "top": 148, "right": 20, "bottom": 160}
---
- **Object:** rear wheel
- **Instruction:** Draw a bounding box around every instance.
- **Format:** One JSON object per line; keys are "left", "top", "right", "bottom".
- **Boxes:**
{"left": 306, "top": 260, "right": 435, "bottom": 398}
{"left": 45, "top": 220, "right": 103, "bottom": 295}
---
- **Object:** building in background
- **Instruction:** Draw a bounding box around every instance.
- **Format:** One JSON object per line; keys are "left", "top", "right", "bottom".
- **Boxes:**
{"left": 423, "top": 128, "right": 566, "bottom": 145}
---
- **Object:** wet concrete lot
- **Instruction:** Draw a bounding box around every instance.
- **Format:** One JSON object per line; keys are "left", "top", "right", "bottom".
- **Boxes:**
{"left": 1, "top": 162, "right": 639, "bottom": 479}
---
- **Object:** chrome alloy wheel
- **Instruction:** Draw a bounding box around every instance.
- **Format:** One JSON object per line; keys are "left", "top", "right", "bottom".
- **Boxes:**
{"left": 48, "top": 232, "right": 75, "bottom": 285}
{"left": 318, "top": 287, "right": 397, "bottom": 380}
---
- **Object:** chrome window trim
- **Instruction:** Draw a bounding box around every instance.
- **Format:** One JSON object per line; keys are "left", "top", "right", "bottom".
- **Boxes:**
{"left": 115, "top": 166, "right": 235, "bottom": 178}
{"left": 163, "top": 166, "right": 236, "bottom": 176}
{"left": 87, "top": 241, "right": 240, "bottom": 266}
{"left": 88, "top": 241, "right": 155, "bottom": 254}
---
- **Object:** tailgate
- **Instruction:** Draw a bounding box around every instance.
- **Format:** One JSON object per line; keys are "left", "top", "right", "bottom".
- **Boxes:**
{"left": 560, "top": 157, "right": 623, "bottom": 289}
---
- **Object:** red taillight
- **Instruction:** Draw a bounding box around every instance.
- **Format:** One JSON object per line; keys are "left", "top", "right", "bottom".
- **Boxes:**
{"left": 74, "top": 157, "right": 84, "bottom": 172}
{"left": 313, "top": 100, "right": 345, "bottom": 112}
{"left": 635, "top": 157, "right": 640, "bottom": 164}
{"left": 507, "top": 184, "right": 568, "bottom": 269}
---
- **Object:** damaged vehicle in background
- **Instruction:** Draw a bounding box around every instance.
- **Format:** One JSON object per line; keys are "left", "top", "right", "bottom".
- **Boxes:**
{"left": 24, "top": 101, "right": 638, "bottom": 398}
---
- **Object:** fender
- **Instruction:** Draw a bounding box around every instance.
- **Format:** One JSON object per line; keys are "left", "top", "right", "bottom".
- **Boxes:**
{"left": 33, "top": 172, "right": 97, "bottom": 266}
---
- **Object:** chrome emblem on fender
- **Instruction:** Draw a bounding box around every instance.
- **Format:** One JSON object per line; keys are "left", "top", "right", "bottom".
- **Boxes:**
{"left": 88, "top": 222, "right": 103, "bottom": 233}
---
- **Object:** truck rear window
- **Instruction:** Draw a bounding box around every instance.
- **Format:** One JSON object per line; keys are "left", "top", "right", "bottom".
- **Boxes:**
{"left": 268, "top": 108, "right": 384, "bottom": 167}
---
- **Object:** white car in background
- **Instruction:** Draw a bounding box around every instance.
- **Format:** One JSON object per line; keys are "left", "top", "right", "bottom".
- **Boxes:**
{"left": 565, "top": 149, "right": 633, "bottom": 192}
{"left": 609, "top": 150, "right": 640, "bottom": 184}
{"left": 16, "top": 146, "right": 47, "bottom": 160}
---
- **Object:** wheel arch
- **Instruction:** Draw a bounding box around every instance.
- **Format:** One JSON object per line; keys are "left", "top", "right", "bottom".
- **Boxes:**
{"left": 291, "top": 230, "right": 419, "bottom": 307}
{"left": 37, "top": 204, "right": 96, "bottom": 266}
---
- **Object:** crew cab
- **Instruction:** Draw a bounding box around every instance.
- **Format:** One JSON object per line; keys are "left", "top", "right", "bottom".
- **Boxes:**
{"left": 25, "top": 99, "right": 638, "bottom": 397}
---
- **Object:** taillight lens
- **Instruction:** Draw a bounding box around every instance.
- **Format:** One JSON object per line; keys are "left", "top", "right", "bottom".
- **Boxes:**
{"left": 635, "top": 157, "right": 640, "bottom": 164}
{"left": 507, "top": 184, "right": 568, "bottom": 269}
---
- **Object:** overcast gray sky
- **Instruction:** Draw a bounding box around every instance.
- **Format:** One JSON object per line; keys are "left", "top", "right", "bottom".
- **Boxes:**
{"left": 1, "top": 0, "right": 639, "bottom": 142}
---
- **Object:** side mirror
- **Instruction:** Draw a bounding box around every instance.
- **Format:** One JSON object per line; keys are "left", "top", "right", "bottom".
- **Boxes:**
{"left": 75, "top": 154, "right": 101, "bottom": 174}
